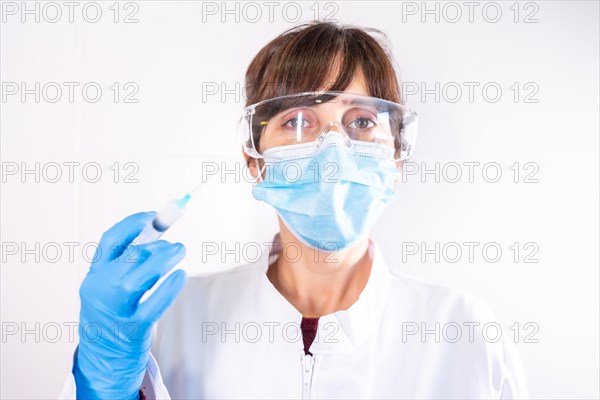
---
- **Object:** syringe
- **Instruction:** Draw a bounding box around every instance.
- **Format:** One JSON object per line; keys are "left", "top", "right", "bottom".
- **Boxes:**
{"left": 134, "top": 183, "right": 202, "bottom": 244}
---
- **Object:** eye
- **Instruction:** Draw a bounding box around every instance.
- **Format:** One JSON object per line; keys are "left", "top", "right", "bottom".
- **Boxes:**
{"left": 282, "top": 112, "right": 312, "bottom": 129}
{"left": 348, "top": 117, "right": 376, "bottom": 130}
{"left": 283, "top": 117, "right": 308, "bottom": 129}
{"left": 344, "top": 107, "right": 379, "bottom": 132}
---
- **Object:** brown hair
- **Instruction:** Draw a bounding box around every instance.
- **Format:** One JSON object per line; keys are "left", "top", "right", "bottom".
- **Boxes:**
{"left": 244, "top": 21, "right": 402, "bottom": 107}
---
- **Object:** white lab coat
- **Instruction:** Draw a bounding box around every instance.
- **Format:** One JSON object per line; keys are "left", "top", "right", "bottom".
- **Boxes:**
{"left": 60, "top": 238, "right": 529, "bottom": 399}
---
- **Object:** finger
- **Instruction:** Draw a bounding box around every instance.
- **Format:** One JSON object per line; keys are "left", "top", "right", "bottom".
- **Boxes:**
{"left": 120, "top": 243, "right": 186, "bottom": 304}
{"left": 113, "top": 240, "right": 173, "bottom": 267}
{"left": 136, "top": 269, "right": 187, "bottom": 324}
{"left": 95, "top": 211, "right": 156, "bottom": 264}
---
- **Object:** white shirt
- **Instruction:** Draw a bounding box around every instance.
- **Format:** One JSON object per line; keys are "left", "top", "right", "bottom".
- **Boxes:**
{"left": 60, "top": 238, "right": 529, "bottom": 399}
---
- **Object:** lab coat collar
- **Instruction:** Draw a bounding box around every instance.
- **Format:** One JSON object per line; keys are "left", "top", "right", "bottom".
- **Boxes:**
{"left": 255, "top": 235, "right": 392, "bottom": 355}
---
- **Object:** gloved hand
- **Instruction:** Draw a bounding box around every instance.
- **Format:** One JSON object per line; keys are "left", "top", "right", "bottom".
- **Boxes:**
{"left": 73, "top": 211, "right": 187, "bottom": 399}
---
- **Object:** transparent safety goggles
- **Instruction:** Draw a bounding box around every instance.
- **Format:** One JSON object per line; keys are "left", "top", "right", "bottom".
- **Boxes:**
{"left": 240, "top": 91, "right": 418, "bottom": 161}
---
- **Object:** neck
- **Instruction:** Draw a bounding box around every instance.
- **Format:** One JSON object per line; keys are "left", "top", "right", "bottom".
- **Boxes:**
{"left": 267, "top": 217, "right": 373, "bottom": 318}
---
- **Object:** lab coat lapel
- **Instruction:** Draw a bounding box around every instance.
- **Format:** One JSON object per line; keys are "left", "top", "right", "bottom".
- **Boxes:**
{"left": 256, "top": 236, "right": 392, "bottom": 355}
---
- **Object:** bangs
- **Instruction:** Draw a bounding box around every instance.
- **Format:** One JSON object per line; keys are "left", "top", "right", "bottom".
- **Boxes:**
{"left": 244, "top": 22, "right": 401, "bottom": 107}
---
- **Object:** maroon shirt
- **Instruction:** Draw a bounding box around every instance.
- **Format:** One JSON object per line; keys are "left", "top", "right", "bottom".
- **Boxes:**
{"left": 301, "top": 317, "right": 320, "bottom": 356}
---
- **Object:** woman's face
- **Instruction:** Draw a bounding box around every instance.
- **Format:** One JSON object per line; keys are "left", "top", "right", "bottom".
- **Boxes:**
{"left": 257, "top": 73, "right": 397, "bottom": 152}
{"left": 245, "top": 71, "right": 405, "bottom": 177}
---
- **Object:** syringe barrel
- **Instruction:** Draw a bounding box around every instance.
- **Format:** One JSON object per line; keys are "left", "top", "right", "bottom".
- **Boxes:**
{"left": 134, "top": 222, "right": 164, "bottom": 244}
{"left": 133, "top": 199, "right": 185, "bottom": 244}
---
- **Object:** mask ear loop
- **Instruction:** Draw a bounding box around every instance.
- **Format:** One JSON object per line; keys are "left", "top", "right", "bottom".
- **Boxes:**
{"left": 248, "top": 109, "right": 269, "bottom": 186}
{"left": 252, "top": 160, "right": 268, "bottom": 186}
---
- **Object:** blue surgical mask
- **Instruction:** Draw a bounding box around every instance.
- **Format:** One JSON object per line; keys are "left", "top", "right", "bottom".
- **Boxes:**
{"left": 252, "top": 132, "right": 399, "bottom": 252}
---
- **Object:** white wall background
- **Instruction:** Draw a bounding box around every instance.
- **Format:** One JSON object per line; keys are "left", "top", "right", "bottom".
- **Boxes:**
{"left": 1, "top": 1, "right": 598, "bottom": 398}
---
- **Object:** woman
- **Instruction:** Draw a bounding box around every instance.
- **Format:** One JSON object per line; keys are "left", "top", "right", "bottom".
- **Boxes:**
{"left": 61, "top": 21, "right": 529, "bottom": 399}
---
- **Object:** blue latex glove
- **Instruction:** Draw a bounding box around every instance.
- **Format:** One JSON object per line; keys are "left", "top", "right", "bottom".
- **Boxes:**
{"left": 73, "top": 211, "right": 187, "bottom": 399}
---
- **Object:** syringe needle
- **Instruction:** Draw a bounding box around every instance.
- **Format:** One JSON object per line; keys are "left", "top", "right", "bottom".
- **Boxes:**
{"left": 188, "top": 182, "right": 204, "bottom": 195}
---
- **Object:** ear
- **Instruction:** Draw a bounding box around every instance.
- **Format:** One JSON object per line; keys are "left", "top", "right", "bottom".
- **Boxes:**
{"left": 242, "top": 147, "right": 260, "bottom": 179}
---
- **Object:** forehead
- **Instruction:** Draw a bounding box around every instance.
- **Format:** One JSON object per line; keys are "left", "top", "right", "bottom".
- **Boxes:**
{"left": 315, "top": 68, "right": 369, "bottom": 97}
{"left": 344, "top": 73, "right": 369, "bottom": 96}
